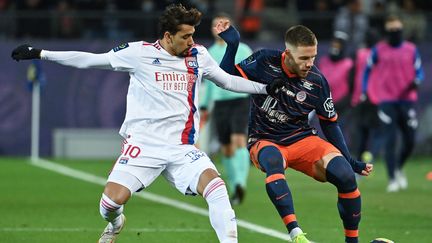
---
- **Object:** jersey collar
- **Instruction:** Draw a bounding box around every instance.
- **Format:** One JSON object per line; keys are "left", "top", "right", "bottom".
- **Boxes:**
{"left": 281, "top": 52, "right": 298, "bottom": 78}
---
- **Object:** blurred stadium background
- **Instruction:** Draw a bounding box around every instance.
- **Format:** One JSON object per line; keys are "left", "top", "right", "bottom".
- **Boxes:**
{"left": 1, "top": 0, "right": 431, "bottom": 242}
{"left": 1, "top": 0, "right": 432, "bottom": 156}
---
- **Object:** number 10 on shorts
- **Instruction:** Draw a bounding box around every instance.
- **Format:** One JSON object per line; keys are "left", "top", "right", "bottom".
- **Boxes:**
{"left": 121, "top": 144, "right": 141, "bottom": 158}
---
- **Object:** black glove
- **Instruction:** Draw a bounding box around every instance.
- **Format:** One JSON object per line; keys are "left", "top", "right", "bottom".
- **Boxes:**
{"left": 266, "top": 78, "right": 285, "bottom": 97}
{"left": 349, "top": 158, "right": 367, "bottom": 174}
{"left": 11, "top": 44, "right": 42, "bottom": 61}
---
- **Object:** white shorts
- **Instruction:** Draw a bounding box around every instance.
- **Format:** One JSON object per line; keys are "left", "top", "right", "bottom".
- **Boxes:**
{"left": 107, "top": 137, "right": 218, "bottom": 196}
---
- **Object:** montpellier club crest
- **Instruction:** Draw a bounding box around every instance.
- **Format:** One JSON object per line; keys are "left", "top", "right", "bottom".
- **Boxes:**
{"left": 296, "top": 91, "right": 307, "bottom": 102}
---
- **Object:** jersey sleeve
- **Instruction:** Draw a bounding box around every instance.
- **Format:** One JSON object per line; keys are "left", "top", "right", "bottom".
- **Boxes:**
{"left": 200, "top": 47, "right": 267, "bottom": 94}
{"left": 236, "top": 50, "right": 262, "bottom": 81}
{"left": 315, "top": 75, "right": 338, "bottom": 122}
{"left": 107, "top": 42, "right": 141, "bottom": 72}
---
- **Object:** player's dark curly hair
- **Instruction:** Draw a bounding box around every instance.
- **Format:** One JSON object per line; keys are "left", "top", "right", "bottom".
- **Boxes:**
{"left": 158, "top": 4, "right": 202, "bottom": 38}
{"left": 285, "top": 25, "right": 317, "bottom": 48}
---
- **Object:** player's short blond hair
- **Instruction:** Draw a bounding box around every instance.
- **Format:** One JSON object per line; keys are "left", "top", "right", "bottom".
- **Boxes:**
{"left": 284, "top": 25, "right": 317, "bottom": 49}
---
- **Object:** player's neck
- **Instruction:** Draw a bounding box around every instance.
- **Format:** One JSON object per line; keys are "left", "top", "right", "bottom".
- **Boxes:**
{"left": 159, "top": 38, "right": 176, "bottom": 56}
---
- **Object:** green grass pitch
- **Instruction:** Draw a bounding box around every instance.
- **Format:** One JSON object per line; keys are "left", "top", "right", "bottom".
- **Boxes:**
{"left": 1, "top": 156, "right": 431, "bottom": 243}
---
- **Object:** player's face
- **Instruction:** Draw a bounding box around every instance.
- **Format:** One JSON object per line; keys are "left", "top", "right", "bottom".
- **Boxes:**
{"left": 169, "top": 24, "right": 195, "bottom": 57}
{"left": 284, "top": 45, "right": 317, "bottom": 78}
{"left": 385, "top": 19, "right": 403, "bottom": 32}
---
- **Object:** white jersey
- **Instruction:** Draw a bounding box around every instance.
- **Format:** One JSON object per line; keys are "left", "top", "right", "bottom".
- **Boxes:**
{"left": 41, "top": 40, "right": 267, "bottom": 145}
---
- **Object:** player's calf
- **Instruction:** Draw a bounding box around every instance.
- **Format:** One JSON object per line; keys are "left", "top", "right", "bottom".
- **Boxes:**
{"left": 258, "top": 146, "right": 304, "bottom": 240}
{"left": 203, "top": 177, "right": 238, "bottom": 243}
{"left": 326, "top": 156, "right": 361, "bottom": 243}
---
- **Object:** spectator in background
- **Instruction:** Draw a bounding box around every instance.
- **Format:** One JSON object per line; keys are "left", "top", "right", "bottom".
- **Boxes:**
{"left": 53, "top": 0, "right": 82, "bottom": 38}
{"left": 362, "top": 15, "right": 424, "bottom": 192}
{"left": 350, "top": 28, "right": 381, "bottom": 164}
{"left": 190, "top": 0, "right": 214, "bottom": 14}
{"left": 400, "top": 0, "right": 427, "bottom": 43}
{"left": 16, "top": 0, "right": 51, "bottom": 38}
{"left": 236, "top": 0, "right": 263, "bottom": 39}
{"left": 199, "top": 13, "right": 253, "bottom": 205}
{"left": 0, "top": 0, "right": 14, "bottom": 38}
{"left": 140, "top": 0, "right": 154, "bottom": 12}
{"left": 333, "top": 0, "right": 369, "bottom": 56}
{"left": 317, "top": 31, "right": 354, "bottom": 122}
{"left": 76, "top": 0, "right": 107, "bottom": 38}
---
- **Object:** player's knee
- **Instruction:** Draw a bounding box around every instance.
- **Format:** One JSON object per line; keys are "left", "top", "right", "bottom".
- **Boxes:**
{"left": 196, "top": 168, "right": 220, "bottom": 195}
{"left": 103, "top": 182, "right": 131, "bottom": 205}
{"left": 258, "top": 146, "right": 284, "bottom": 174}
{"left": 326, "top": 156, "right": 357, "bottom": 192}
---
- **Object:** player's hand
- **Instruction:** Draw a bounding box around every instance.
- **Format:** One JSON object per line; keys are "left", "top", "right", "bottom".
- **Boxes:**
{"left": 350, "top": 158, "right": 373, "bottom": 176}
{"left": 218, "top": 25, "right": 240, "bottom": 46}
{"left": 11, "top": 44, "right": 41, "bottom": 61}
{"left": 213, "top": 19, "right": 231, "bottom": 35}
{"left": 359, "top": 163, "right": 373, "bottom": 176}
{"left": 266, "top": 78, "right": 285, "bottom": 97}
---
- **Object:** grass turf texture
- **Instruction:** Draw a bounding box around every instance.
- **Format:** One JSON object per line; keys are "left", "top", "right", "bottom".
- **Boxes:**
{"left": 0, "top": 157, "right": 431, "bottom": 243}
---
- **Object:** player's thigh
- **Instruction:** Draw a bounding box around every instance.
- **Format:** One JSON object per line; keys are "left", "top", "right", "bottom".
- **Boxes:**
{"left": 249, "top": 140, "right": 286, "bottom": 172}
{"left": 109, "top": 161, "right": 165, "bottom": 195}
{"left": 285, "top": 136, "right": 340, "bottom": 181}
{"left": 163, "top": 145, "right": 219, "bottom": 196}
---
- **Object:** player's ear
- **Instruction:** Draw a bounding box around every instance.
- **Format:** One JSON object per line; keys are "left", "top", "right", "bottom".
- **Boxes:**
{"left": 164, "top": 32, "right": 172, "bottom": 44}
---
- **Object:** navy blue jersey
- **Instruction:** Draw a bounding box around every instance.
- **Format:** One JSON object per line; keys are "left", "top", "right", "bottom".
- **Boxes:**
{"left": 236, "top": 49, "right": 338, "bottom": 147}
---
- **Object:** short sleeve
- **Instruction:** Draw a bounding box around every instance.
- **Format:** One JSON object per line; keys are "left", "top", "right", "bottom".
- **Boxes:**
{"left": 107, "top": 42, "right": 142, "bottom": 72}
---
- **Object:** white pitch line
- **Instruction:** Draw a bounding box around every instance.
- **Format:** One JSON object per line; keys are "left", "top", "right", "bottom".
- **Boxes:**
{"left": 0, "top": 227, "right": 211, "bottom": 233}
{"left": 30, "top": 158, "right": 312, "bottom": 242}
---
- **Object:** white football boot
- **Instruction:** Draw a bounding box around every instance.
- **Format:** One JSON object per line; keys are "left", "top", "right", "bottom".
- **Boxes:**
{"left": 98, "top": 214, "right": 126, "bottom": 243}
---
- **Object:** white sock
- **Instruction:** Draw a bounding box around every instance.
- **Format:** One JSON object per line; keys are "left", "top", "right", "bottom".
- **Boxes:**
{"left": 99, "top": 193, "right": 124, "bottom": 228}
{"left": 203, "top": 177, "right": 238, "bottom": 243}
{"left": 289, "top": 227, "right": 304, "bottom": 239}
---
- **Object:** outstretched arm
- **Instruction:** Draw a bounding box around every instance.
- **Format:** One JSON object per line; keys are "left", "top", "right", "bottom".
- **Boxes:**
{"left": 11, "top": 44, "right": 112, "bottom": 69}
{"left": 320, "top": 118, "right": 373, "bottom": 176}
{"left": 214, "top": 20, "right": 242, "bottom": 76}
{"left": 41, "top": 51, "right": 111, "bottom": 69}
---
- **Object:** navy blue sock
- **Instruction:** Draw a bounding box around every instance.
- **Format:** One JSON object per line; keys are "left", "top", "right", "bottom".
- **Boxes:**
{"left": 258, "top": 146, "right": 299, "bottom": 232}
{"left": 326, "top": 156, "right": 361, "bottom": 243}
